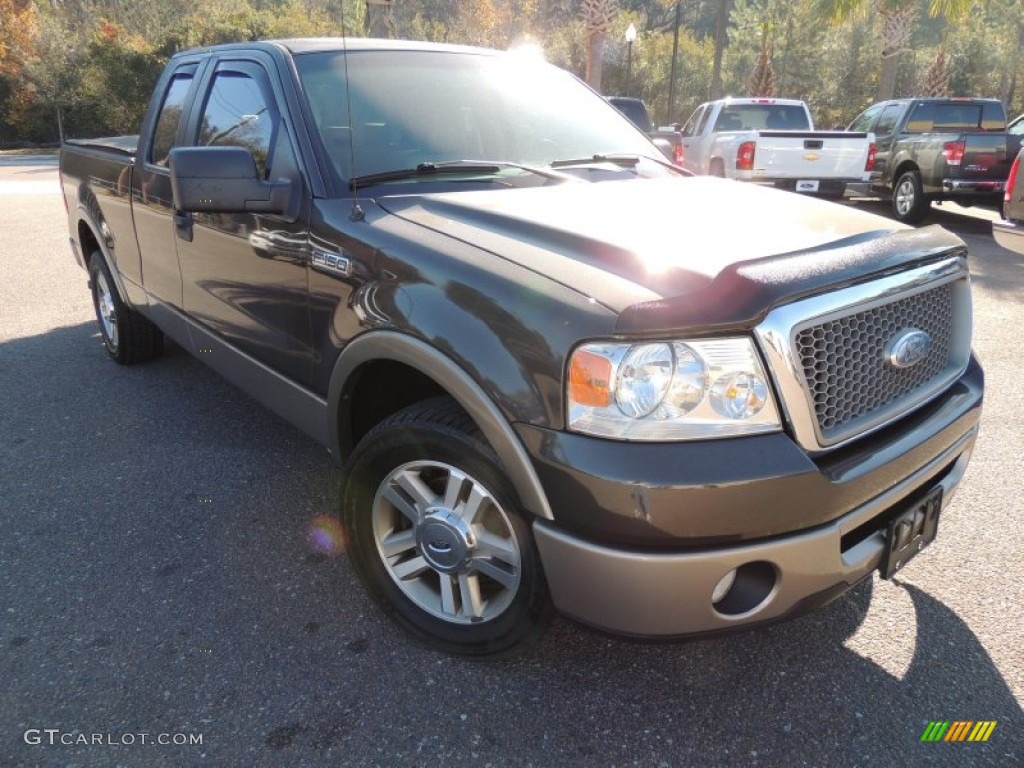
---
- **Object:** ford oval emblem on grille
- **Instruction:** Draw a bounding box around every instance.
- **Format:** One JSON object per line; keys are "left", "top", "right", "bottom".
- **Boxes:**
{"left": 887, "top": 329, "right": 933, "bottom": 369}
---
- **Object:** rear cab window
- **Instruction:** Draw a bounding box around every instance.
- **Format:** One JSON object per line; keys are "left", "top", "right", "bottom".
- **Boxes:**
{"left": 905, "top": 101, "right": 1006, "bottom": 133}
{"left": 713, "top": 104, "right": 810, "bottom": 131}
{"left": 149, "top": 69, "right": 196, "bottom": 166}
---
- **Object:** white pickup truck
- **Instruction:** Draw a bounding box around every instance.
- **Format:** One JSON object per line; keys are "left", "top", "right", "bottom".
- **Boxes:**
{"left": 678, "top": 98, "right": 875, "bottom": 198}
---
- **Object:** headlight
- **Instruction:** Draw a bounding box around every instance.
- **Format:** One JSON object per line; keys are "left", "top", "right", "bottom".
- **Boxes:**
{"left": 567, "top": 337, "right": 781, "bottom": 440}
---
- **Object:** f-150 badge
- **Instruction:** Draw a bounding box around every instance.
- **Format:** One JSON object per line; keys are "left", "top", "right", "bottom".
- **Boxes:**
{"left": 311, "top": 247, "right": 352, "bottom": 277}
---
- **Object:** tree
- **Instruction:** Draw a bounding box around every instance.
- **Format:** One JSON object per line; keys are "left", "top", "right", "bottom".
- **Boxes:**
{"left": 365, "top": 0, "right": 396, "bottom": 37}
{"left": 813, "top": 0, "right": 973, "bottom": 100}
{"left": 746, "top": 21, "right": 774, "bottom": 96}
{"left": 920, "top": 44, "right": 951, "bottom": 96}
{"left": 581, "top": 0, "right": 618, "bottom": 91}
{"left": 0, "top": 0, "right": 36, "bottom": 77}
{"left": 710, "top": 0, "right": 729, "bottom": 98}
{"left": 22, "top": 6, "right": 91, "bottom": 141}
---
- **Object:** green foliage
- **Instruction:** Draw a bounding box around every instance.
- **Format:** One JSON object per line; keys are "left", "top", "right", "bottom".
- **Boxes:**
{"left": 0, "top": 0, "right": 1021, "bottom": 145}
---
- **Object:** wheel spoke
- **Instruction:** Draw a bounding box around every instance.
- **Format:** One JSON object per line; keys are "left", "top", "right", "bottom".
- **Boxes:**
{"left": 379, "top": 528, "right": 417, "bottom": 558}
{"left": 442, "top": 469, "right": 467, "bottom": 510}
{"left": 396, "top": 470, "right": 437, "bottom": 510}
{"left": 381, "top": 485, "right": 420, "bottom": 524}
{"left": 475, "top": 530, "right": 518, "bottom": 565}
{"left": 458, "top": 573, "right": 484, "bottom": 619}
{"left": 439, "top": 574, "right": 457, "bottom": 616}
{"left": 460, "top": 484, "right": 489, "bottom": 524}
{"left": 472, "top": 557, "right": 518, "bottom": 590}
{"left": 391, "top": 554, "right": 430, "bottom": 581}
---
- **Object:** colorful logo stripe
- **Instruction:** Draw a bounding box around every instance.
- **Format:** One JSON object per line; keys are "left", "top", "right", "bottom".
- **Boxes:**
{"left": 921, "top": 721, "right": 996, "bottom": 742}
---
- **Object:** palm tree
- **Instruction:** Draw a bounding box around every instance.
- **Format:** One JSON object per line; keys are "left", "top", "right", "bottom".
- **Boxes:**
{"left": 813, "top": 0, "right": 972, "bottom": 100}
{"left": 365, "top": 0, "right": 395, "bottom": 38}
{"left": 710, "top": 0, "right": 729, "bottom": 99}
{"left": 581, "top": 0, "right": 617, "bottom": 92}
{"left": 747, "top": 24, "right": 775, "bottom": 97}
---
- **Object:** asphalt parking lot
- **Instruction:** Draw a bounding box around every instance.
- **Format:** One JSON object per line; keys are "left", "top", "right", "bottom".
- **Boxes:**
{"left": 1, "top": 158, "right": 1021, "bottom": 767}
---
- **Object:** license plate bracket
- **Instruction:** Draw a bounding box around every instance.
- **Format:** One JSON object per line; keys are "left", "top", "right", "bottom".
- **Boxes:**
{"left": 880, "top": 486, "right": 943, "bottom": 579}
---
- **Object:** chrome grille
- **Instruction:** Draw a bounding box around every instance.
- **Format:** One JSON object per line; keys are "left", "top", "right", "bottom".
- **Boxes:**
{"left": 754, "top": 256, "right": 972, "bottom": 452}
{"left": 795, "top": 283, "right": 954, "bottom": 440}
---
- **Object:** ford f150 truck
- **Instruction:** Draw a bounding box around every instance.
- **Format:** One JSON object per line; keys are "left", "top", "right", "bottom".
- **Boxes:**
{"left": 61, "top": 39, "right": 983, "bottom": 657}
{"left": 677, "top": 97, "right": 875, "bottom": 197}
{"left": 847, "top": 97, "right": 1011, "bottom": 223}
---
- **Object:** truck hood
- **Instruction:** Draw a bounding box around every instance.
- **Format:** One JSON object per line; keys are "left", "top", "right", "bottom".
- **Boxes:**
{"left": 379, "top": 176, "right": 966, "bottom": 332}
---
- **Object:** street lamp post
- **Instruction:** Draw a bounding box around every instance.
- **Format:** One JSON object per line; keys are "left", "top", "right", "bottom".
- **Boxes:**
{"left": 625, "top": 23, "right": 637, "bottom": 97}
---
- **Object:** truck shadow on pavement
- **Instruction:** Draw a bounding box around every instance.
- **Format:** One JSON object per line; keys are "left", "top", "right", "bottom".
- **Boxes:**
{"left": 2, "top": 321, "right": 1020, "bottom": 767}
{"left": 528, "top": 581, "right": 1022, "bottom": 766}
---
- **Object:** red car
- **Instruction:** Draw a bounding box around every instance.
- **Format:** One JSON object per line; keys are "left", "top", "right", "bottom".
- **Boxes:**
{"left": 994, "top": 148, "right": 1024, "bottom": 254}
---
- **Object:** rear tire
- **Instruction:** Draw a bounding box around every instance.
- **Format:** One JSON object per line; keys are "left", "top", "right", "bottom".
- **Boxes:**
{"left": 339, "top": 397, "right": 551, "bottom": 657}
{"left": 89, "top": 253, "right": 163, "bottom": 364}
{"left": 892, "top": 171, "right": 929, "bottom": 224}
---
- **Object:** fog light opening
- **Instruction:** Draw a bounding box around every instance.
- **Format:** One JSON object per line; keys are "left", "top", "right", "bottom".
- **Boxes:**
{"left": 712, "top": 561, "right": 777, "bottom": 617}
{"left": 711, "top": 569, "right": 737, "bottom": 604}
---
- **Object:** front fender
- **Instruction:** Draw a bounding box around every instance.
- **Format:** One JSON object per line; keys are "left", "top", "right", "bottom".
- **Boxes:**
{"left": 327, "top": 331, "right": 554, "bottom": 520}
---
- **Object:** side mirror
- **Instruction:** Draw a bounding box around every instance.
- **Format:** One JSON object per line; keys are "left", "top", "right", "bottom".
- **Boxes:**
{"left": 168, "top": 146, "right": 297, "bottom": 219}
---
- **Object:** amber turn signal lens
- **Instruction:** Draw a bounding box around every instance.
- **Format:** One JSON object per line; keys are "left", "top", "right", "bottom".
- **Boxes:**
{"left": 569, "top": 348, "right": 613, "bottom": 407}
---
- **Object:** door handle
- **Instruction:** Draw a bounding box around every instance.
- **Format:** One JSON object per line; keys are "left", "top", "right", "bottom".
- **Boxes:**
{"left": 173, "top": 210, "right": 193, "bottom": 242}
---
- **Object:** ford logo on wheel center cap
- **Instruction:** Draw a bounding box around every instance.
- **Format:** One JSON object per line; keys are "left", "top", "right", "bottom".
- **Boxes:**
{"left": 887, "top": 329, "right": 933, "bottom": 369}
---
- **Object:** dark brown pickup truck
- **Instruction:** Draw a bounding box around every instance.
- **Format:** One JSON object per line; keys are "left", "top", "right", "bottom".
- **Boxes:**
{"left": 61, "top": 39, "right": 983, "bottom": 657}
{"left": 847, "top": 97, "right": 1011, "bottom": 223}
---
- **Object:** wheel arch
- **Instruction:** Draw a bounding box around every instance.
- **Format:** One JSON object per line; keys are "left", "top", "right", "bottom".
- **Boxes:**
{"left": 76, "top": 207, "right": 130, "bottom": 306}
{"left": 891, "top": 159, "right": 920, "bottom": 187}
{"left": 328, "top": 331, "right": 554, "bottom": 521}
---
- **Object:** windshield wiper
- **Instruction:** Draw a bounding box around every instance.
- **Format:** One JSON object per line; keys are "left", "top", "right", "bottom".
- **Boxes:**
{"left": 349, "top": 160, "right": 573, "bottom": 189}
{"left": 550, "top": 153, "right": 641, "bottom": 169}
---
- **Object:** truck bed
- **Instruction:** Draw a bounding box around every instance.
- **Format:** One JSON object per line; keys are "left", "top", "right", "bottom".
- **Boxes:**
{"left": 60, "top": 135, "right": 140, "bottom": 278}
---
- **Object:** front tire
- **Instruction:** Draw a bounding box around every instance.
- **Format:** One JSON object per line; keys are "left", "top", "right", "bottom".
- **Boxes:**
{"left": 89, "top": 253, "right": 163, "bottom": 364}
{"left": 340, "top": 398, "right": 551, "bottom": 657}
{"left": 892, "top": 171, "right": 929, "bottom": 224}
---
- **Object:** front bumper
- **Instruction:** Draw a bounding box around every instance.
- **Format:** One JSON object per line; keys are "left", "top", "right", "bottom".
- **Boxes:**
{"left": 993, "top": 218, "right": 1024, "bottom": 255}
{"left": 522, "top": 358, "right": 982, "bottom": 637}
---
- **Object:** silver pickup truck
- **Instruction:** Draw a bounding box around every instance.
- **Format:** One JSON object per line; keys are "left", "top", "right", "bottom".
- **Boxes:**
{"left": 678, "top": 97, "right": 875, "bottom": 197}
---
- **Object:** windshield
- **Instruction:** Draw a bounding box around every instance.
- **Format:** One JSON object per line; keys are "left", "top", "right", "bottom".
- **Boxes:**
{"left": 294, "top": 49, "right": 661, "bottom": 185}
